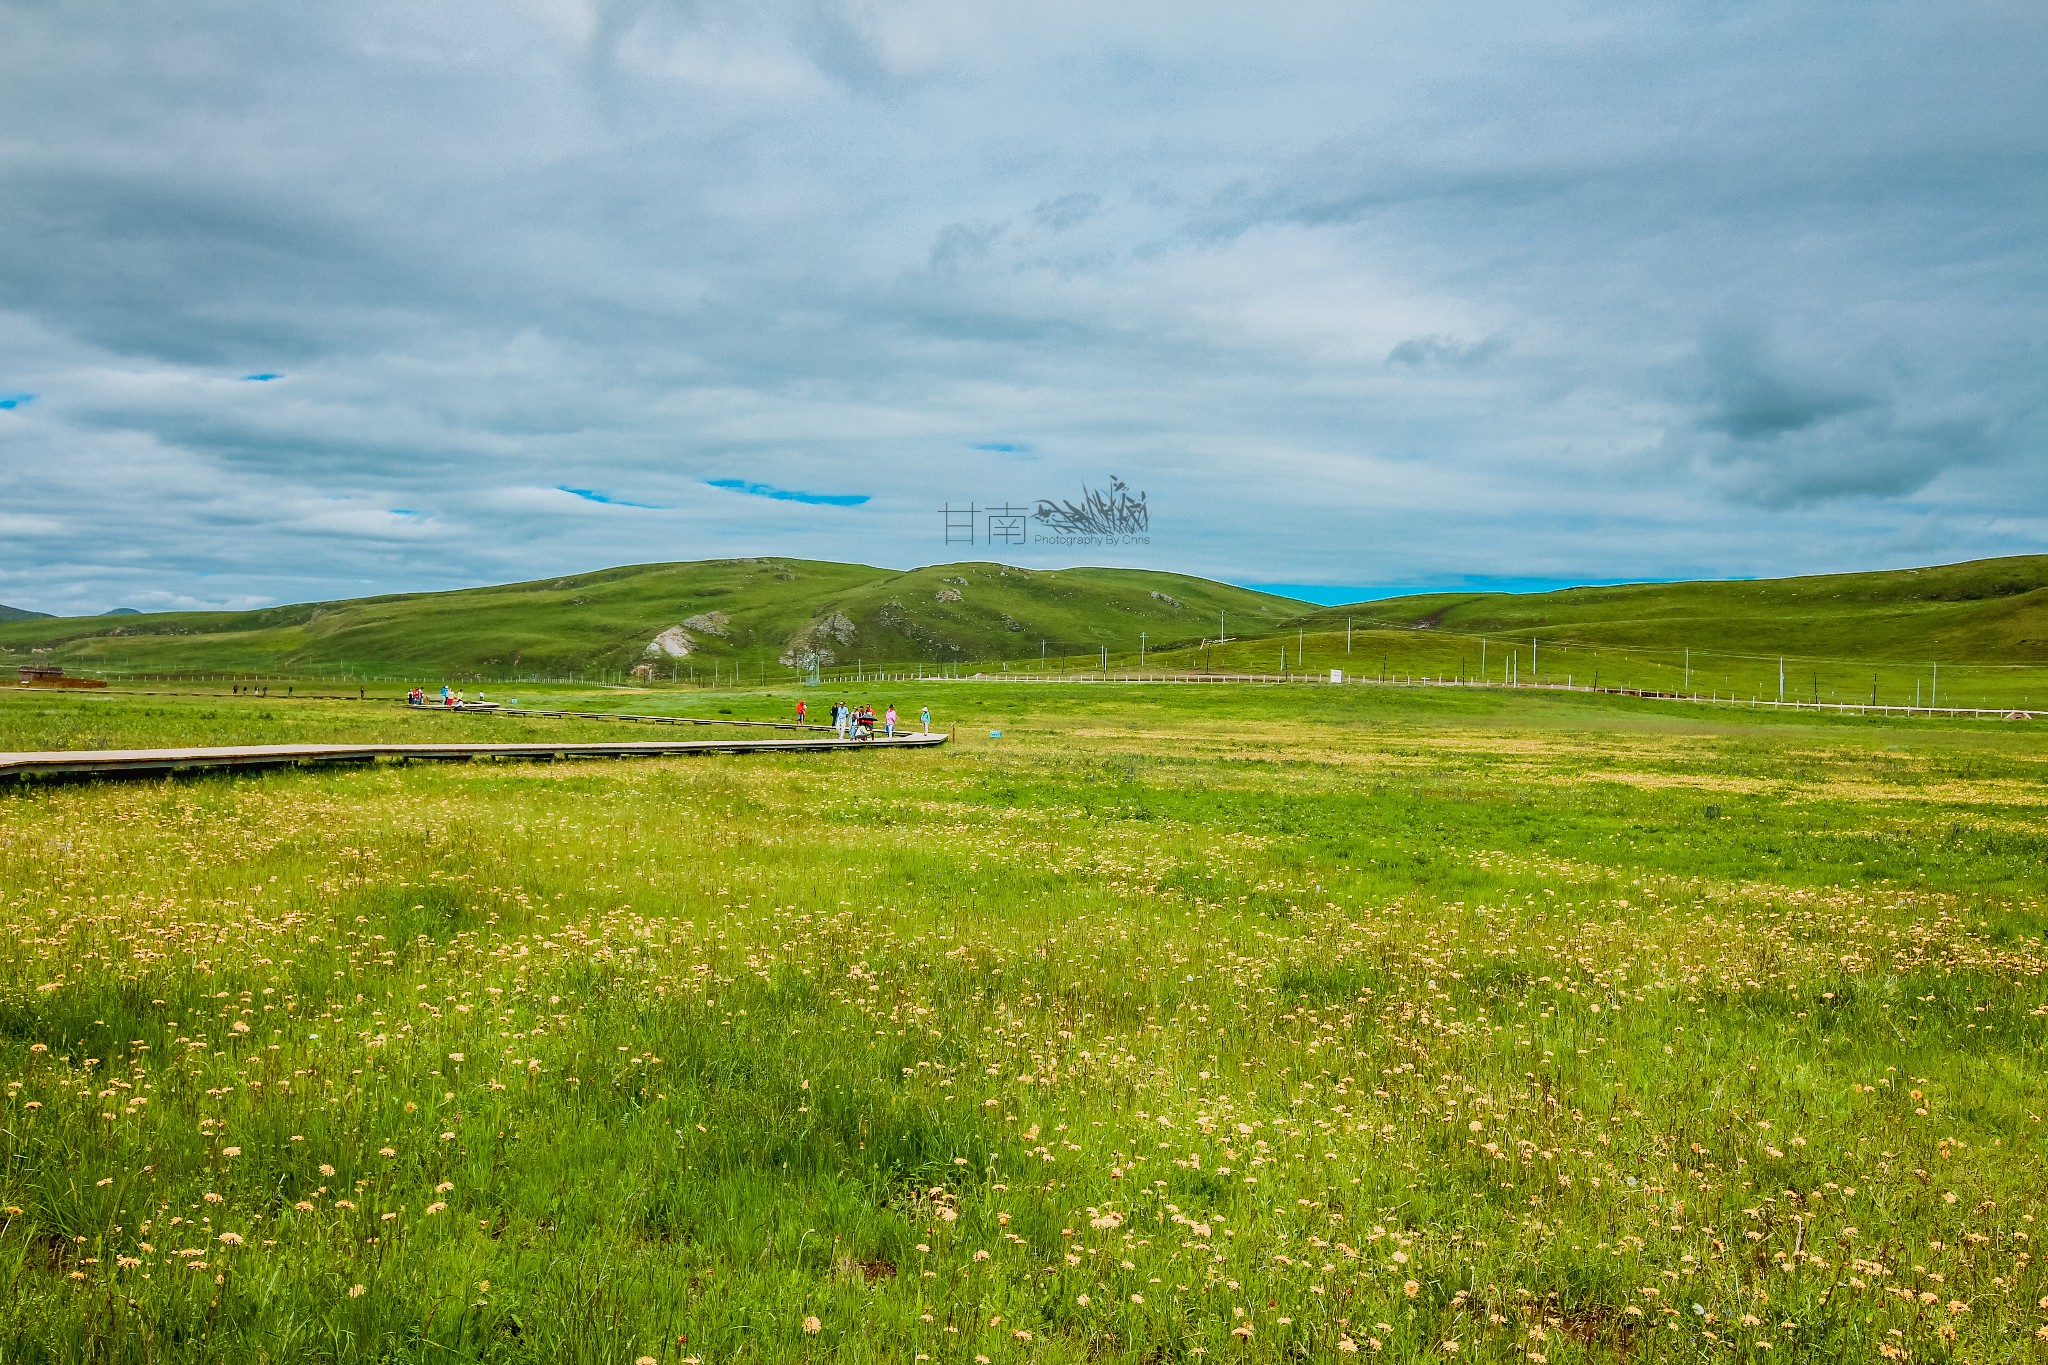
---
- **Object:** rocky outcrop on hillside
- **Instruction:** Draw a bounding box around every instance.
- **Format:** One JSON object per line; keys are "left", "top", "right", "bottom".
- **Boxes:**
{"left": 643, "top": 626, "right": 695, "bottom": 658}
{"left": 681, "top": 611, "right": 730, "bottom": 637}
{"left": 778, "top": 611, "right": 857, "bottom": 669}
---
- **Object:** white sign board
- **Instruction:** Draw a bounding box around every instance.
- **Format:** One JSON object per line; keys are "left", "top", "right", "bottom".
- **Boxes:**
{"left": 1330, "top": 669, "right": 1344, "bottom": 684}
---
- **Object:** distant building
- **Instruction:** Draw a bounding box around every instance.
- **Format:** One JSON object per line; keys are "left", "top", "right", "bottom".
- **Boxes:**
{"left": 18, "top": 664, "right": 107, "bottom": 689}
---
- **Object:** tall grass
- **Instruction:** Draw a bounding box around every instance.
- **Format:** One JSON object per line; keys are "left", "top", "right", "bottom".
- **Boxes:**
{"left": 0, "top": 685, "right": 2041, "bottom": 1361}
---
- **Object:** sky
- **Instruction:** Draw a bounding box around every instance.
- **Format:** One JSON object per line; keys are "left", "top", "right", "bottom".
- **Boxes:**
{"left": 1, "top": 1, "right": 2043, "bottom": 615}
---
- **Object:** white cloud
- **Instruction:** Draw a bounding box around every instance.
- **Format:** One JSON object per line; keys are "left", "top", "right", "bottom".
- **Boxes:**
{"left": 0, "top": 0, "right": 2041, "bottom": 612}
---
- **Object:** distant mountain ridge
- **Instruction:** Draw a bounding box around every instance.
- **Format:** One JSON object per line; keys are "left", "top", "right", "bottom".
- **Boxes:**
{"left": 0, "top": 603, "right": 51, "bottom": 622}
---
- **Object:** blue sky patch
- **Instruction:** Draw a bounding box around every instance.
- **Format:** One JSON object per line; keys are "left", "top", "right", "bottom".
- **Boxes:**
{"left": 389, "top": 508, "right": 425, "bottom": 517}
{"left": 706, "top": 479, "right": 869, "bottom": 507}
{"left": 0, "top": 393, "right": 35, "bottom": 410}
{"left": 971, "top": 442, "right": 1029, "bottom": 453}
{"left": 1239, "top": 575, "right": 1688, "bottom": 606}
{"left": 559, "top": 486, "right": 666, "bottom": 509}
{"left": 241, "top": 373, "right": 284, "bottom": 382}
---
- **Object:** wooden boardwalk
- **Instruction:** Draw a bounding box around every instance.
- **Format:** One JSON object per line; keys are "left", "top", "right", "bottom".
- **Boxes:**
{"left": 0, "top": 732, "right": 947, "bottom": 784}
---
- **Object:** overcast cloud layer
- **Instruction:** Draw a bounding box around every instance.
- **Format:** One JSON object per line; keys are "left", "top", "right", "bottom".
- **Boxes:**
{"left": 1, "top": 1, "right": 2043, "bottom": 614}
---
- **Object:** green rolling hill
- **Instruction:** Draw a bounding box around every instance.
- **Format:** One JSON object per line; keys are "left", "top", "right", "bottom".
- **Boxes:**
{"left": 0, "top": 603, "right": 50, "bottom": 622}
{"left": 0, "top": 559, "right": 1303, "bottom": 681}
{"left": 3, "top": 555, "right": 2044, "bottom": 707}
{"left": 1308, "top": 555, "right": 2048, "bottom": 662}
{"left": 1164, "top": 555, "right": 2048, "bottom": 711}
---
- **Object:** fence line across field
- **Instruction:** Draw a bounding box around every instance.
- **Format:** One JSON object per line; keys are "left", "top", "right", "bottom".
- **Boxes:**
{"left": 17, "top": 668, "right": 2036, "bottom": 721}
{"left": 875, "top": 669, "right": 2039, "bottom": 720}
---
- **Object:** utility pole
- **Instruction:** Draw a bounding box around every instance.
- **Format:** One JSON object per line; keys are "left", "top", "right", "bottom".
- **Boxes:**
{"left": 1532, "top": 637, "right": 1538, "bottom": 681}
{"left": 1140, "top": 632, "right": 1146, "bottom": 667}
{"left": 1932, "top": 662, "right": 1938, "bottom": 707}
{"left": 1346, "top": 617, "right": 1352, "bottom": 653}
{"left": 1481, "top": 637, "right": 1486, "bottom": 680}
{"left": 1779, "top": 656, "right": 1785, "bottom": 702}
{"left": 1684, "top": 648, "right": 1689, "bottom": 691}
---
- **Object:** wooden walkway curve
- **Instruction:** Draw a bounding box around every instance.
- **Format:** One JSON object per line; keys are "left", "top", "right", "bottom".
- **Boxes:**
{"left": 0, "top": 732, "right": 948, "bottom": 784}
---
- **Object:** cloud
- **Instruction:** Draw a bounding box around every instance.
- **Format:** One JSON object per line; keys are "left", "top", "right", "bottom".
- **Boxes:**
{"left": 0, "top": 2, "right": 2040, "bottom": 613}
{"left": 1693, "top": 330, "right": 1873, "bottom": 441}
{"left": 1385, "top": 335, "right": 1506, "bottom": 370}
{"left": 1032, "top": 193, "right": 1101, "bottom": 233}
{"left": 705, "top": 478, "right": 869, "bottom": 507}
{"left": 1669, "top": 329, "right": 2001, "bottom": 507}
{"left": 559, "top": 486, "right": 667, "bottom": 508}
{"left": 929, "top": 220, "right": 1006, "bottom": 271}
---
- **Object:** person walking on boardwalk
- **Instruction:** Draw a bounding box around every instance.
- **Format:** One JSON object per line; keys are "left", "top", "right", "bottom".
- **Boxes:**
{"left": 884, "top": 704, "right": 897, "bottom": 737}
{"left": 920, "top": 704, "right": 931, "bottom": 734}
{"left": 795, "top": 699, "right": 807, "bottom": 725}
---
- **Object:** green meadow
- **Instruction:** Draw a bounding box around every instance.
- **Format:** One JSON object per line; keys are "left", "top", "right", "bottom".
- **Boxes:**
{"left": 0, "top": 681, "right": 2044, "bottom": 1362}
{"left": 4, "top": 556, "right": 2045, "bottom": 714}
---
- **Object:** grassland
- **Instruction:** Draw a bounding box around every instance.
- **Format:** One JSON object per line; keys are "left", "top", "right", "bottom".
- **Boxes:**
{"left": 6, "top": 554, "right": 2045, "bottom": 715}
{"left": 0, "top": 682, "right": 2044, "bottom": 1362}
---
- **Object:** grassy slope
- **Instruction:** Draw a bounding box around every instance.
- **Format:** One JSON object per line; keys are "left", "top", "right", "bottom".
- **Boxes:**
{"left": 6, "top": 554, "right": 2046, "bottom": 688}
{"left": 0, "top": 559, "right": 1303, "bottom": 679}
{"left": 0, "top": 603, "right": 50, "bottom": 622}
{"left": 1310, "top": 554, "right": 2048, "bottom": 663}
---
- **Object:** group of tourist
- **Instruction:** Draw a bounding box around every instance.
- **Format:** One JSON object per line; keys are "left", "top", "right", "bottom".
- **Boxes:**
{"left": 800, "top": 699, "right": 930, "bottom": 739}
{"left": 407, "top": 684, "right": 497, "bottom": 708}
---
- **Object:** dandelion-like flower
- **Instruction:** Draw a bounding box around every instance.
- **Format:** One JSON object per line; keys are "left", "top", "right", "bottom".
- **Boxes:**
{"left": 802, "top": 1315, "right": 822, "bottom": 1334}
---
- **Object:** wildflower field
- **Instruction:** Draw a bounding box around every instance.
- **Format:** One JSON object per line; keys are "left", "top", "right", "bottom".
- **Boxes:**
{"left": 1, "top": 683, "right": 2044, "bottom": 1363}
